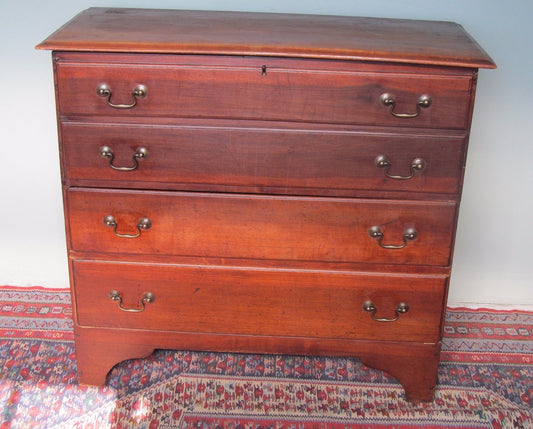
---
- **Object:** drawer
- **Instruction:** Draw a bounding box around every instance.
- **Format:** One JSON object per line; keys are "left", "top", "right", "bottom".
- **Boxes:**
{"left": 67, "top": 189, "right": 457, "bottom": 266}
{"left": 55, "top": 57, "right": 473, "bottom": 129}
{"left": 72, "top": 260, "right": 447, "bottom": 343}
{"left": 61, "top": 122, "right": 466, "bottom": 195}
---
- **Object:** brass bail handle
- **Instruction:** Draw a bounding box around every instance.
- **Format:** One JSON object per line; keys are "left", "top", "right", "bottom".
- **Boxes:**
{"left": 363, "top": 301, "right": 410, "bottom": 322}
{"left": 96, "top": 84, "right": 147, "bottom": 109}
{"left": 368, "top": 226, "right": 417, "bottom": 249}
{"left": 108, "top": 290, "right": 155, "bottom": 313}
{"left": 99, "top": 146, "right": 149, "bottom": 171}
{"left": 103, "top": 215, "right": 152, "bottom": 238}
{"left": 380, "top": 93, "right": 432, "bottom": 118}
{"left": 375, "top": 155, "right": 426, "bottom": 180}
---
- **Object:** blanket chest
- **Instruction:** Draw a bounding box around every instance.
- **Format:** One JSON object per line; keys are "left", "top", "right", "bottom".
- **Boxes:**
{"left": 37, "top": 8, "right": 495, "bottom": 401}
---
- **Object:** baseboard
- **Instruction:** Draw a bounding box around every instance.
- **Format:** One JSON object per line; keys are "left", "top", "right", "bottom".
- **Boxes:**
{"left": 448, "top": 302, "right": 533, "bottom": 312}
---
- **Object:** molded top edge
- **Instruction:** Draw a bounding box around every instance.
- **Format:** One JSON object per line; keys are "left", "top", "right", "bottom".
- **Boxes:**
{"left": 36, "top": 8, "right": 496, "bottom": 69}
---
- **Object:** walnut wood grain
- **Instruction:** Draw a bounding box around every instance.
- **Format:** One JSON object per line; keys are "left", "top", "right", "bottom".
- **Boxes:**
{"left": 73, "top": 260, "right": 447, "bottom": 343}
{"left": 54, "top": 53, "right": 474, "bottom": 129}
{"left": 67, "top": 189, "right": 457, "bottom": 266}
{"left": 60, "top": 122, "right": 467, "bottom": 196}
{"left": 74, "top": 324, "right": 442, "bottom": 402}
{"left": 37, "top": 8, "right": 496, "bottom": 69}
{"left": 360, "top": 346, "right": 441, "bottom": 402}
{"left": 39, "top": 8, "right": 495, "bottom": 402}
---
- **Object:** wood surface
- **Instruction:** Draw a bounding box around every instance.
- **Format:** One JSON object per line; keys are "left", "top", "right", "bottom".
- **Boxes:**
{"left": 74, "top": 324, "right": 442, "bottom": 402}
{"left": 37, "top": 8, "right": 496, "bottom": 69}
{"left": 39, "top": 8, "right": 495, "bottom": 402}
{"left": 54, "top": 53, "right": 474, "bottom": 129}
{"left": 67, "top": 188, "right": 457, "bottom": 266}
{"left": 60, "top": 122, "right": 467, "bottom": 196}
{"left": 73, "top": 260, "right": 447, "bottom": 342}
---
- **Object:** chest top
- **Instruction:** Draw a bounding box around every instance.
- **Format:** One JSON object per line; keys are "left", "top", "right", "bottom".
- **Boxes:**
{"left": 36, "top": 8, "right": 495, "bottom": 69}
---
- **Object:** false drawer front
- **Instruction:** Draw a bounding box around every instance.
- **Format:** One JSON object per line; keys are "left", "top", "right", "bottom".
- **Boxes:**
{"left": 55, "top": 58, "right": 473, "bottom": 129}
{"left": 61, "top": 122, "right": 466, "bottom": 195}
{"left": 67, "top": 189, "right": 457, "bottom": 266}
{"left": 72, "top": 260, "right": 447, "bottom": 343}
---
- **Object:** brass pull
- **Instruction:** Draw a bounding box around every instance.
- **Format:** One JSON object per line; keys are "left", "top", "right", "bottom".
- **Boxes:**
{"left": 375, "top": 155, "right": 426, "bottom": 180}
{"left": 96, "top": 84, "right": 147, "bottom": 109}
{"left": 103, "top": 215, "right": 152, "bottom": 238}
{"left": 99, "top": 146, "right": 148, "bottom": 171}
{"left": 363, "top": 301, "right": 409, "bottom": 322}
{"left": 380, "top": 93, "right": 432, "bottom": 118}
{"left": 108, "top": 290, "right": 155, "bottom": 313}
{"left": 368, "top": 226, "right": 417, "bottom": 249}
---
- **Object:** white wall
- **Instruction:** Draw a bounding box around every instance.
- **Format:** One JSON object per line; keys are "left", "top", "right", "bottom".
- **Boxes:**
{"left": 1, "top": 1, "right": 531, "bottom": 307}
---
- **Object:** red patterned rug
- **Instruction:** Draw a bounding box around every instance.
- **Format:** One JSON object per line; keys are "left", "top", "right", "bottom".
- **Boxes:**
{"left": 0, "top": 286, "right": 532, "bottom": 428}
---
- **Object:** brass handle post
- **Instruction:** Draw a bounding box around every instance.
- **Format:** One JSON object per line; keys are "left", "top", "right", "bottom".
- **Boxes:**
{"left": 103, "top": 215, "right": 152, "bottom": 238}
{"left": 363, "top": 301, "right": 409, "bottom": 322}
{"left": 96, "top": 84, "right": 147, "bottom": 109}
{"left": 368, "top": 226, "right": 417, "bottom": 249}
{"left": 380, "top": 93, "right": 432, "bottom": 118}
{"left": 108, "top": 290, "right": 155, "bottom": 313}
{"left": 375, "top": 155, "right": 426, "bottom": 180}
{"left": 99, "top": 146, "right": 148, "bottom": 171}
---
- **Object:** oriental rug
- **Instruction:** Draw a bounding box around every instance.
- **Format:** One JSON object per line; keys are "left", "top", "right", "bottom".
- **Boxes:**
{"left": 0, "top": 286, "right": 532, "bottom": 428}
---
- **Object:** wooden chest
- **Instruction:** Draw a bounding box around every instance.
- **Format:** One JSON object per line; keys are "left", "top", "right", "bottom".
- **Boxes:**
{"left": 37, "top": 8, "right": 495, "bottom": 401}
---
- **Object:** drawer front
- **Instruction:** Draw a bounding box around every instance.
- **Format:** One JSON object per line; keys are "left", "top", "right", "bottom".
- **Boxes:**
{"left": 61, "top": 122, "right": 466, "bottom": 195}
{"left": 67, "top": 189, "right": 457, "bottom": 266}
{"left": 73, "top": 260, "right": 447, "bottom": 343}
{"left": 55, "top": 60, "right": 473, "bottom": 129}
